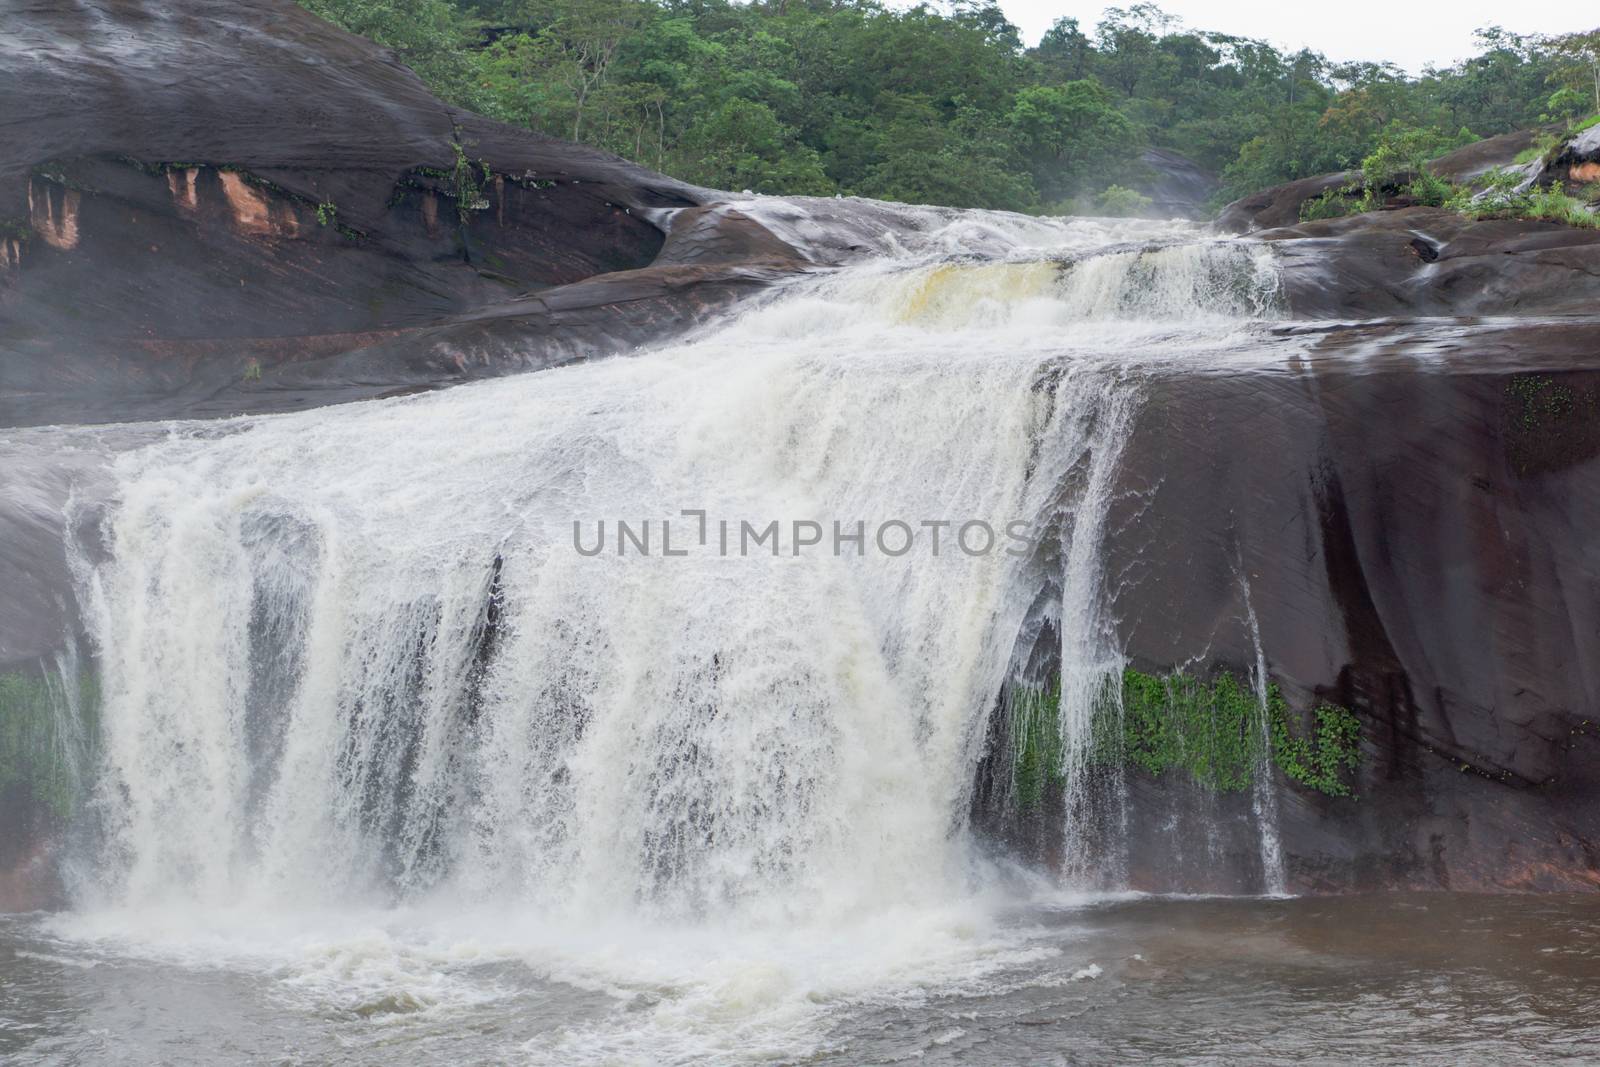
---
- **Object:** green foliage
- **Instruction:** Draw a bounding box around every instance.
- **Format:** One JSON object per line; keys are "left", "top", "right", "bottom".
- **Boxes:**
{"left": 1405, "top": 170, "right": 1455, "bottom": 208}
{"left": 1010, "top": 683, "right": 1064, "bottom": 810}
{"left": 1545, "top": 29, "right": 1600, "bottom": 117}
{"left": 1547, "top": 87, "right": 1590, "bottom": 122}
{"left": 299, "top": 0, "right": 486, "bottom": 107}
{"left": 1094, "top": 183, "right": 1154, "bottom": 217}
{"left": 1335, "top": 122, "right": 1482, "bottom": 214}
{"left": 1009, "top": 81, "right": 1136, "bottom": 203}
{"left": 0, "top": 667, "right": 98, "bottom": 823}
{"left": 450, "top": 139, "right": 491, "bottom": 223}
{"left": 1298, "top": 186, "right": 1357, "bottom": 221}
{"left": 674, "top": 99, "right": 833, "bottom": 195}
{"left": 1523, "top": 185, "right": 1600, "bottom": 227}
{"left": 1360, "top": 123, "right": 1474, "bottom": 188}
{"left": 298, "top": 0, "right": 1593, "bottom": 214}
{"left": 1007, "top": 666, "right": 1363, "bottom": 807}
{"left": 1268, "top": 700, "right": 1361, "bottom": 797}
{"left": 315, "top": 200, "right": 338, "bottom": 226}
{"left": 1296, "top": 115, "right": 1600, "bottom": 231}
{"left": 1462, "top": 165, "right": 1528, "bottom": 213}
{"left": 1455, "top": 167, "right": 1600, "bottom": 228}
{"left": 1115, "top": 668, "right": 1264, "bottom": 790}
{"left": 1513, "top": 131, "right": 1561, "bottom": 165}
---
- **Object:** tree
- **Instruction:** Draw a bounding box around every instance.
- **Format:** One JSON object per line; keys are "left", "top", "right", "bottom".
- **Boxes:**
{"left": 1546, "top": 29, "right": 1600, "bottom": 115}
{"left": 1009, "top": 81, "right": 1135, "bottom": 203}
{"left": 1095, "top": 183, "right": 1152, "bottom": 216}
{"left": 300, "top": 0, "right": 482, "bottom": 105}
{"left": 1035, "top": 18, "right": 1092, "bottom": 83}
{"left": 1093, "top": 4, "right": 1179, "bottom": 98}
{"left": 532, "top": 0, "right": 651, "bottom": 140}
{"left": 1433, "top": 27, "right": 1555, "bottom": 135}
{"left": 857, "top": 95, "right": 1036, "bottom": 210}
{"left": 674, "top": 99, "right": 833, "bottom": 194}
{"left": 298, "top": 0, "right": 1593, "bottom": 215}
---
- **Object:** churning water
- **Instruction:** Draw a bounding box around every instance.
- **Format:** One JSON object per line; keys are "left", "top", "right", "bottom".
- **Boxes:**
{"left": 12, "top": 209, "right": 1554, "bottom": 1065}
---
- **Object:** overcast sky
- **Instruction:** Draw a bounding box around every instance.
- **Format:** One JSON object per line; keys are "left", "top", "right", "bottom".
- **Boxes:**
{"left": 995, "top": 0, "right": 1595, "bottom": 74}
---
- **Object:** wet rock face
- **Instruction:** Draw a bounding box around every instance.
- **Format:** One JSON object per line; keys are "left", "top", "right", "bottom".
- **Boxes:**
{"left": 0, "top": 0, "right": 815, "bottom": 427}
{"left": 1114, "top": 338, "right": 1600, "bottom": 892}
{"left": 1135, "top": 148, "right": 1220, "bottom": 220}
{"left": 1127, "top": 171, "right": 1600, "bottom": 893}
{"left": 977, "top": 326, "right": 1600, "bottom": 893}
{"left": 1428, "top": 128, "right": 1548, "bottom": 184}
{"left": 1213, "top": 171, "right": 1354, "bottom": 234}
{"left": 1258, "top": 207, "right": 1600, "bottom": 318}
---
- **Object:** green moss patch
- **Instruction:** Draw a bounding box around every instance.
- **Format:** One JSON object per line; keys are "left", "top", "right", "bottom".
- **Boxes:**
{"left": 1504, "top": 373, "right": 1600, "bottom": 476}
{"left": 0, "top": 666, "right": 98, "bottom": 823}
{"left": 1009, "top": 666, "right": 1362, "bottom": 808}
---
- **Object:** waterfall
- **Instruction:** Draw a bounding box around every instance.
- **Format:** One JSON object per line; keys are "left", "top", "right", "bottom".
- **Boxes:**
{"left": 67, "top": 214, "right": 1281, "bottom": 921}
{"left": 1242, "top": 577, "right": 1288, "bottom": 897}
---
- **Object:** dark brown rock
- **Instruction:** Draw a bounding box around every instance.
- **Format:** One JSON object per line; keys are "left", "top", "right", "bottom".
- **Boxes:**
{"left": 1214, "top": 171, "right": 1354, "bottom": 234}
{"left": 1429, "top": 128, "right": 1547, "bottom": 183}
{"left": 1109, "top": 325, "right": 1600, "bottom": 892}
{"left": 1257, "top": 207, "right": 1600, "bottom": 318}
{"left": 0, "top": 0, "right": 816, "bottom": 428}
{"left": 978, "top": 321, "right": 1600, "bottom": 894}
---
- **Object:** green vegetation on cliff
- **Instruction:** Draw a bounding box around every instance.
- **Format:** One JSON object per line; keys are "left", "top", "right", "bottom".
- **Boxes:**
{"left": 1299, "top": 115, "right": 1600, "bottom": 229}
{"left": 1010, "top": 666, "right": 1361, "bottom": 808}
{"left": 298, "top": 0, "right": 1600, "bottom": 213}
{"left": 0, "top": 666, "right": 98, "bottom": 823}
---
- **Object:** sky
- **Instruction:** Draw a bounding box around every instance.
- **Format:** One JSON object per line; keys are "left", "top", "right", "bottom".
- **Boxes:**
{"left": 994, "top": 0, "right": 1595, "bottom": 74}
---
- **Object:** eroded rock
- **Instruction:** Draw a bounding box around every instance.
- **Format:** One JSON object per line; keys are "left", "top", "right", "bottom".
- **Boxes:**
{"left": 0, "top": 0, "right": 818, "bottom": 428}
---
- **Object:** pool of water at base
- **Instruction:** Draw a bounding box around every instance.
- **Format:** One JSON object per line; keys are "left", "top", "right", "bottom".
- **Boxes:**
{"left": 3, "top": 893, "right": 1597, "bottom": 1065}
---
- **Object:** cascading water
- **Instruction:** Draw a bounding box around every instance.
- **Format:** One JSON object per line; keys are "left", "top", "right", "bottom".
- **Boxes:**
{"left": 1242, "top": 575, "right": 1288, "bottom": 897}
{"left": 53, "top": 210, "right": 1285, "bottom": 1063}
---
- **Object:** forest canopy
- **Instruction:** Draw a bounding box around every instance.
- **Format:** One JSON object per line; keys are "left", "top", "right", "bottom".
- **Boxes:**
{"left": 299, "top": 0, "right": 1600, "bottom": 213}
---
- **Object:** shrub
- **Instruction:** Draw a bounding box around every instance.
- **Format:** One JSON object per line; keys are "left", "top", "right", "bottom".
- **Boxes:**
{"left": 1547, "top": 88, "right": 1591, "bottom": 124}
{"left": 1459, "top": 166, "right": 1531, "bottom": 217}
{"left": 1405, "top": 170, "right": 1454, "bottom": 207}
{"left": 1513, "top": 131, "right": 1561, "bottom": 165}
{"left": 1458, "top": 167, "right": 1599, "bottom": 228}
{"left": 1299, "top": 186, "right": 1357, "bottom": 221}
{"left": 1526, "top": 186, "right": 1599, "bottom": 227}
{"left": 1094, "top": 184, "right": 1154, "bottom": 217}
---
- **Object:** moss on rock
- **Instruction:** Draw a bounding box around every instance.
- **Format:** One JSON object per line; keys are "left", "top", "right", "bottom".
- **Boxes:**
{"left": 0, "top": 666, "right": 98, "bottom": 824}
{"left": 1008, "top": 666, "right": 1362, "bottom": 808}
